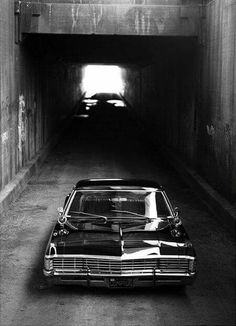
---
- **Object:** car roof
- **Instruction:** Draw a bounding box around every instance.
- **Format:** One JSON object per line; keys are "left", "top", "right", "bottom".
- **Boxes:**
{"left": 74, "top": 178, "right": 163, "bottom": 190}
{"left": 90, "top": 93, "right": 121, "bottom": 100}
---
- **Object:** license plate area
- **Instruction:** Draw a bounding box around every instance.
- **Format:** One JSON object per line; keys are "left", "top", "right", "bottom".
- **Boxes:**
{"left": 109, "top": 277, "right": 133, "bottom": 288}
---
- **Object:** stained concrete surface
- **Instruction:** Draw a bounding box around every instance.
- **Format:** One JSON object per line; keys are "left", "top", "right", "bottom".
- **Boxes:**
{"left": 18, "top": 0, "right": 201, "bottom": 36}
{"left": 0, "top": 112, "right": 235, "bottom": 326}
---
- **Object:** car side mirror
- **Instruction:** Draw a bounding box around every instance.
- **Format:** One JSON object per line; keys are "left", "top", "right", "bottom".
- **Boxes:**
{"left": 174, "top": 207, "right": 180, "bottom": 217}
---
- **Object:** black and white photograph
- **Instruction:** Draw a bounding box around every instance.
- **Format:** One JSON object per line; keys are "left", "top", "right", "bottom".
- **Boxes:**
{"left": 0, "top": 1, "right": 235, "bottom": 325}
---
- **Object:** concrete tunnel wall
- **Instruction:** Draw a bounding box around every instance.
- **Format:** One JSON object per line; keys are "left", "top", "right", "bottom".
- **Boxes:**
{"left": 200, "top": 0, "right": 236, "bottom": 202}
{"left": 0, "top": 0, "right": 83, "bottom": 195}
{"left": 123, "top": 42, "right": 198, "bottom": 164}
{"left": 123, "top": 0, "right": 236, "bottom": 203}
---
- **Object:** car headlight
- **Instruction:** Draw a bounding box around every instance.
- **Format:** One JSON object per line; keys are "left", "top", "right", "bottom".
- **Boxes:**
{"left": 44, "top": 258, "right": 53, "bottom": 271}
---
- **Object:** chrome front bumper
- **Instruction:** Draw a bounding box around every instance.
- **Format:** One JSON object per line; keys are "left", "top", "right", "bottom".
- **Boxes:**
{"left": 43, "top": 269, "right": 196, "bottom": 287}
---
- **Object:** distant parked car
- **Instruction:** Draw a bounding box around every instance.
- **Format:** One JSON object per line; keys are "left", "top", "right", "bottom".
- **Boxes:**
{"left": 43, "top": 179, "right": 197, "bottom": 288}
{"left": 90, "top": 92, "right": 126, "bottom": 108}
{"left": 74, "top": 93, "right": 126, "bottom": 118}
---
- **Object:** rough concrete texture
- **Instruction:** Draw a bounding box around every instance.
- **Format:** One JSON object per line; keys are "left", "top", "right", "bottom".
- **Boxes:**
{"left": 0, "top": 0, "right": 16, "bottom": 190}
{"left": 0, "top": 118, "right": 72, "bottom": 214}
{"left": 122, "top": 60, "right": 236, "bottom": 225}
{"left": 0, "top": 115, "right": 235, "bottom": 326}
{"left": 123, "top": 40, "right": 199, "bottom": 164}
{"left": 18, "top": 0, "right": 202, "bottom": 36}
{"left": 123, "top": 0, "right": 236, "bottom": 204}
{"left": 199, "top": 0, "right": 236, "bottom": 202}
{"left": 0, "top": 0, "right": 83, "bottom": 193}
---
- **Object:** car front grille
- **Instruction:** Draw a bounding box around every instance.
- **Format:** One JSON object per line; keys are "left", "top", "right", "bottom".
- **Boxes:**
{"left": 52, "top": 257, "right": 190, "bottom": 275}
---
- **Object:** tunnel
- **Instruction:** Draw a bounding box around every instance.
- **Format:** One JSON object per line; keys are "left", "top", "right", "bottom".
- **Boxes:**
{"left": 0, "top": 1, "right": 236, "bottom": 325}
{"left": 22, "top": 32, "right": 199, "bottom": 165}
{"left": 1, "top": 0, "right": 235, "bottom": 209}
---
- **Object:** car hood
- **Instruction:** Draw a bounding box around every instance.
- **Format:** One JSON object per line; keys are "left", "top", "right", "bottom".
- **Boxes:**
{"left": 52, "top": 229, "right": 193, "bottom": 257}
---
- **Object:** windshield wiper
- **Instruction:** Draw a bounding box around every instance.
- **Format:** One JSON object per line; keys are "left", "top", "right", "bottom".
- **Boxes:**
{"left": 110, "top": 209, "right": 146, "bottom": 217}
{"left": 68, "top": 211, "right": 107, "bottom": 223}
{"left": 110, "top": 209, "right": 156, "bottom": 222}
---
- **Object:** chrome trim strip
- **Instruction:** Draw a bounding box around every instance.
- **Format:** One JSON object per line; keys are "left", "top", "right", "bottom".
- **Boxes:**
{"left": 49, "top": 271, "right": 195, "bottom": 277}
{"left": 161, "top": 191, "right": 173, "bottom": 216}
{"left": 45, "top": 254, "right": 195, "bottom": 260}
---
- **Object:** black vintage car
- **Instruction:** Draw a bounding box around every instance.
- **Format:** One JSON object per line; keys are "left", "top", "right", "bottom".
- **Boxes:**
{"left": 43, "top": 179, "right": 197, "bottom": 288}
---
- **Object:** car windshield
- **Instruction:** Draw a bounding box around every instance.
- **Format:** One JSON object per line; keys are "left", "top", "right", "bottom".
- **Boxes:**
{"left": 91, "top": 93, "right": 121, "bottom": 101}
{"left": 66, "top": 190, "right": 171, "bottom": 219}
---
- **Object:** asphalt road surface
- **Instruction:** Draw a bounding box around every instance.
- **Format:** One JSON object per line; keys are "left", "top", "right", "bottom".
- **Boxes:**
{"left": 0, "top": 111, "right": 235, "bottom": 326}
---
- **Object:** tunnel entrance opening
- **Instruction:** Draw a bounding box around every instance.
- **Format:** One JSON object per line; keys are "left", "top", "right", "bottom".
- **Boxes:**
{"left": 82, "top": 65, "right": 124, "bottom": 97}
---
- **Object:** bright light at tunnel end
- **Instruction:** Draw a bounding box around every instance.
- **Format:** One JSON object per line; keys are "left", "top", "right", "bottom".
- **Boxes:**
{"left": 82, "top": 65, "right": 124, "bottom": 96}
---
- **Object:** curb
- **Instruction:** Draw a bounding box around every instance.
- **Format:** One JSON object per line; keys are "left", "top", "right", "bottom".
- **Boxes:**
{"left": 0, "top": 118, "right": 71, "bottom": 215}
{"left": 161, "top": 145, "right": 236, "bottom": 232}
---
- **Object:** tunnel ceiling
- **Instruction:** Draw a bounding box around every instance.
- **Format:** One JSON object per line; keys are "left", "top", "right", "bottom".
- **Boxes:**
{"left": 24, "top": 34, "right": 198, "bottom": 66}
